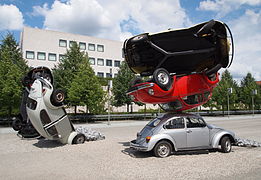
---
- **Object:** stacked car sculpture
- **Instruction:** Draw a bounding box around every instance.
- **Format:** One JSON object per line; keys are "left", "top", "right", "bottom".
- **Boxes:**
{"left": 124, "top": 19, "right": 234, "bottom": 111}
{"left": 124, "top": 20, "right": 237, "bottom": 157}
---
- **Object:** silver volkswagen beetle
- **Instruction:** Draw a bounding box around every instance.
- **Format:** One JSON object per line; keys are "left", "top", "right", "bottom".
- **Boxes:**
{"left": 130, "top": 113, "right": 236, "bottom": 158}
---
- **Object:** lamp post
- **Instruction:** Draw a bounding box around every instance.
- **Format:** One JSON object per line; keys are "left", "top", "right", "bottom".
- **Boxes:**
{"left": 107, "top": 80, "right": 113, "bottom": 125}
{"left": 252, "top": 89, "right": 257, "bottom": 116}
{"left": 227, "top": 88, "right": 233, "bottom": 117}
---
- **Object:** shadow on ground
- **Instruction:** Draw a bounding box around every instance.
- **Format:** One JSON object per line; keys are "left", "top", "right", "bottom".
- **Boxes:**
{"left": 33, "top": 139, "right": 65, "bottom": 148}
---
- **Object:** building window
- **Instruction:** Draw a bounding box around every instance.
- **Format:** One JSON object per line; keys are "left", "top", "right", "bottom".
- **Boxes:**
{"left": 89, "top": 57, "right": 95, "bottom": 65}
{"left": 48, "top": 53, "right": 56, "bottom": 61}
{"left": 88, "top": 43, "right": 95, "bottom": 51}
{"left": 97, "top": 58, "right": 104, "bottom": 66}
{"left": 37, "top": 52, "right": 46, "bottom": 60}
{"left": 106, "top": 59, "right": 112, "bottom": 66}
{"left": 59, "top": 39, "right": 67, "bottom": 47}
{"left": 79, "top": 42, "right": 86, "bottom": 50}
{"left": 106, "top": 73, "right": 112, "bottom": 78}
{"left": 97, "top": 44, "right": 104, "bottom": 52}
{"left": 59, "top": 54, "right": 66, "bottom": 61}
{"left": 97, "top": 72, "right": 104, "bottom": 77}
{"left": 69, "top": 41, "right": 76, "bottom": 48}
{"left": 26, "top": 51, "right": 34, "bottom": 59}
{"left": 114, "top": 60, "right": 120, "bottom": 67}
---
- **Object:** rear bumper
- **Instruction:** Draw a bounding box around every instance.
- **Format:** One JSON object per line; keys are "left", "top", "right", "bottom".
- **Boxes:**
{"left": 130, "top": 140, "right": 149, "bottom": 151}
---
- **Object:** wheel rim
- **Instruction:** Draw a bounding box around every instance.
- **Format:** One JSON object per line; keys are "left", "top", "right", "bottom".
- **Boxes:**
{"left": 56, "top": 93, "right": 64, "bottom": 102}
{"left": 76, "top": 136, "right": 85, "bottom": 144}
{"left": 157, "top": 72, "right": 169, "bottom": 85}
{"left": 157, "top": 144, "right": 170, "bottom": 157}
{"left": 225, "top": 141, "right": 231, "bottom": 152}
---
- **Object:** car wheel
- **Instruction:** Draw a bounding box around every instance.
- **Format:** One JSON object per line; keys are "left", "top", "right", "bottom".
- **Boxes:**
{"left": 153, "top": 68, "right": 172, "bottom": 91}
{"left": 12, "top": 117, "right": 23, "bottom": 131}
{"left": 72, "top": 133, "right": 86, "bottom": 144}
{"left": 154, "top": 140, "right": 172, "bottom": 158}
{"left": 220, "top": 136, "right": 232, "bottom": 153}
{"left": 51, "top": 89, "right": 65, "bottom": 106}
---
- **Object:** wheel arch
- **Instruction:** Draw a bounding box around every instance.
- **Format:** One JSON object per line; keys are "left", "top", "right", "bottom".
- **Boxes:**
{"left": 218, "top": 134, "right": 236, "bottom": 145}
{"left": 151, "top": 138, "right": 177, "bottom": 152}
{"left": 212, "top": 132, "right": 236, "bottom": 148}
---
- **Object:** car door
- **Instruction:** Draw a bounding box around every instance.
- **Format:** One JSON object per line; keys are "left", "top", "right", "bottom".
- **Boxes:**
{"left": 163, "top": 117, "right": 187, "bottom": 149}
{"left": 185, "top": 117, "right": 210, "bottom": 148}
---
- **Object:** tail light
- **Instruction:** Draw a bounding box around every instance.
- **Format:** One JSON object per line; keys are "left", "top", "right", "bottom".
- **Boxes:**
{"left": 146, "top": 136, "right": 151, "bottom": 143}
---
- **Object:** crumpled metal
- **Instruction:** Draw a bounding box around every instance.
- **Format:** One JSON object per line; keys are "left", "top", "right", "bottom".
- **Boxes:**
{"left": 236, "top": 138, "right": 261, "bottom": 147}
{"left": 76, "top": 126, "right": 105, "bottom": 141}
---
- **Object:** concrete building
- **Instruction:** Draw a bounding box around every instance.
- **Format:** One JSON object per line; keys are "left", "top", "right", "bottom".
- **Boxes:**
{"left": 20, "top": 26, "right": 123, "bottom": 78}
{"left": 19, "top": 27, "right": 158, "bottom": 113}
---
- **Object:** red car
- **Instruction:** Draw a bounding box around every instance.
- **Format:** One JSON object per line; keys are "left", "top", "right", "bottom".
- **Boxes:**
{"left": 127, "top": 72, "right": 219, "bottom": 112}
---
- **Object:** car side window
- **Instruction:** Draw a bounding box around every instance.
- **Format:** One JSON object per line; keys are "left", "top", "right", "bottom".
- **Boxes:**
{"left": 165, "top": 118, "right": 185, "bottom": 129}
{"left": 186, "top": 117, "right": 206, "bottom": 128}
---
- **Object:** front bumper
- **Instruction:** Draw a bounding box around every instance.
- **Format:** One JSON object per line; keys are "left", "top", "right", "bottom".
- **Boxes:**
{"left": 130, "top": 140, "right": 149, "bottom": 151}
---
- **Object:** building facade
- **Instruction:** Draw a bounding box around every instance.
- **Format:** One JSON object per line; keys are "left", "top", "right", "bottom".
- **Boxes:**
{"left": 20, "top": 26, "right": 123, "bottom": 78}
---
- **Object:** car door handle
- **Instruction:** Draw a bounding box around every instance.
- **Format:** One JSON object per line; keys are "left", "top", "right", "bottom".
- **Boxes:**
{"left": 186, "top": 130, "right": 192, "bottom": 133}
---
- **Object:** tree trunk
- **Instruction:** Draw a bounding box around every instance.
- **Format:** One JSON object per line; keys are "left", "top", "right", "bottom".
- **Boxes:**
{"left": 74, "top": 105, "right": 77, "bottom": 114}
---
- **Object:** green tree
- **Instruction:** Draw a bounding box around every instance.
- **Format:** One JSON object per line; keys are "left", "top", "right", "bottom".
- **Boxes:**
{"left": 67, "top": 60, "right": 105, "bottom": 114}
{"left": 112, "top": 61, "right": 135, "bottom": 112}
{"left": 211, "top": 70, "right": 238, "bottom": 112}
{"left": 0, "top": 33, "right": 28, "bottom": 117}
{"left": 240, "top": 73, "right": 261, "bottom": 110}
{"left": 52, "top": 42, "right": 85, "bottom": 93}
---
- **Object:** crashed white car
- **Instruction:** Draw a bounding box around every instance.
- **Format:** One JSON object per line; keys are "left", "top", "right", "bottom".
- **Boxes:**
{"left": 26, "top": 67, "right": 85, "bottom": 144}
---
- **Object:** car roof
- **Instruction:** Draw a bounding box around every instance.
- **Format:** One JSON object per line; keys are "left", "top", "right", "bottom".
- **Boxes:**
{"left": 158, "top": 113, "right": 202, "bottom": 123}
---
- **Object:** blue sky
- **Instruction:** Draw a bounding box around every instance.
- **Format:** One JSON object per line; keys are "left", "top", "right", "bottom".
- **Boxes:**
{"left": 0, "top": 0, "right": 261, "bottom": 81}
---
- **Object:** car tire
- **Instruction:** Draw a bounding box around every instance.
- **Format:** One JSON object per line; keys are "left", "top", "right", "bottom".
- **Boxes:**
{"left": 51, "top": 89, "right": 65, "bottom": 106}
{"left": 12, "top": 118, "right": 23, "bottom": 131}
{"left": 154, "top": 140, "right": 172, "bottom": 158}
{"left": 72, "top": 133, "right": 86, "bottom": 144}
{"left": 220, "top": 136, "right": 232, "bottom": 153}
{"left": 153, "top": 68, "right": 172, "bottom": 91}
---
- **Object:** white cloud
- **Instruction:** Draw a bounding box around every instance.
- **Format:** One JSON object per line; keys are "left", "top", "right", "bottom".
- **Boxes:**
{"left": 198, "top": 0, "right": 261, "bottom": 17}
{"left": 0, "top": 4, "right": 24, "bottom": 31}
{"left": 228, "top": 9, "right": 261, "bottom": 81}
{"left": 32, "top": 0, "right": 190, "bottom": 41}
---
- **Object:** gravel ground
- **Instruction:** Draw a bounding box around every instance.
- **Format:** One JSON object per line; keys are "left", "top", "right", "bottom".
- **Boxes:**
{"left": 0, "top": 115, "right": 261, "bottom": 180}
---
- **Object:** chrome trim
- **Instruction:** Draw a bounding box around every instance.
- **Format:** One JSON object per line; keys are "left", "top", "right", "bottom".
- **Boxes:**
{"left": 126, "top": 83, "right": 154, "bottom": 94}
{"left": 130, "top": 140, "right": 148, "bottom": 151}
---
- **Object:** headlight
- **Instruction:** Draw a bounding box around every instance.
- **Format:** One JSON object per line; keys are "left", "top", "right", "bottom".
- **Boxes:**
{"left": 148, "top": 89, "right": 154, "bottom": 95}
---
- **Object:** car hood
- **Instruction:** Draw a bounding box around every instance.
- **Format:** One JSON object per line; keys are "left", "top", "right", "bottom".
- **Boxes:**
{"left": 207, "top": 124, "right": 223, "bottom": 130}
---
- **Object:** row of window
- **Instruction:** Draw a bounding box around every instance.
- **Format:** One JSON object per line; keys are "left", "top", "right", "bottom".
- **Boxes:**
{"left": 26, "top": 51, "right": 59, "bottom": 61}
{"left": 59, "top": 39, "right": 104, "bottom": 52}
{"left": 89, "top": 58, "right": 120, "bottom": 67}
{"left": 25, "top": 51, "right": 121, "bottom": 67}
{"left": 97, "top": 72, "right": 117, "bottom": 78}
